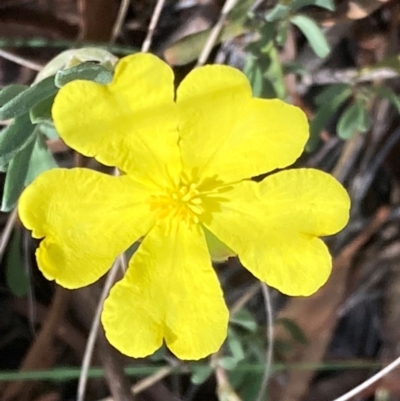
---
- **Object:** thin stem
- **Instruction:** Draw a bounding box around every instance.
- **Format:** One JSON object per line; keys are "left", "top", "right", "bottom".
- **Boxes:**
{"left": 196, "top": 0, "right": 238, "bottom": 67}
{"left": 76, "top": 258, "right": 122, "bottom": 401}
{"left": 109, "top": 0, "right": 131, "bottom": 45}
{"left": 332, "top": 355, "right": 400, "bottom": 401}
{"left": 0, "top": 50, "right": 43, "bottom": 71}
{"left": 141, "top": 0, "right": 166, "bottom": 53}
{"left": 255, "top": 283, "right": 274, "bottom": 401}
{"left": 0, "top": 209, "right": 18, "bottom": 263}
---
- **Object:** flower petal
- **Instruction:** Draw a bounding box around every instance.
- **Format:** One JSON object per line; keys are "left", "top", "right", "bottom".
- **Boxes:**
{"left": 102, "top": 220, "right": 229, "bottom": 360}
{"left": 52, "top": 53, "right": 181, "bottom": 186}
{"left": 258, "top": 168, "right": 350, "bottom": 236}
{"left": 177, "top": 65, "right": 308, "bottom": 183}
{"left": 204, "top": 174, "right": 349, "bottom": 295}
{"left": 18, "top": 168, "right": 154, "bottom": 289}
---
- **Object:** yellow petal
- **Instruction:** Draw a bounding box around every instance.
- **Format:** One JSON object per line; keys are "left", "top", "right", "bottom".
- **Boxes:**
{"left": 52, "top": 53, "right": 181, "bottom": 186}
{"left": 102, "top": 220, "right": 229, "bottom": 360}
{"left": 204, "top": 175, "right": 348, "bottom": 295}
{"left": 18, "top": 168, "right": 155, "bottom": 289}
{"left": 259, "top": 168, "right": 350, "bottom": 236}
{"left": 177, "top": 65, "right": 308, "bottom": 183}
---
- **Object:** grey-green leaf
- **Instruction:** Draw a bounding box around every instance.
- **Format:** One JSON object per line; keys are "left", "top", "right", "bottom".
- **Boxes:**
{"left": 0, "top": 84, "right": 28, "bottom": 107}
{"left": 370, "top": 85, "right": 400, "bottom": 114}
{"left": 0, "top": 114, "right": 37, "bottom": 166}
{"left": 191, "top": 365, "right": 213, "bottom": 385}
{"left": 0, "top": 76, "right": 58, "bottom": 121}
{"left": 337, "top": 99, "right": 369, "bottom": 140}
{"left": 1, "top": 136, "right": 36, "bottom": 212}
{"left": 30, "top": 94, "right": 56, "bottom": 123}
{"left": 290, "top": 14, "right": 330, "bottom": 58}
{"left": 265, "top": 4, "right": 290, "bottom": 22}
{"left": 55, "top": 62, "right": 113, "bottom": 88}
{"left": 307, "top": 85, "right": 353, "bottom": 151}
{"left": 291, "top": 0, "right": 335, "bottom": 12}
{"left": 315, "top": 83, "right": 352, "bottom": 106}
{"left": 25, "top": 134, "right": 57, "bottom": 186}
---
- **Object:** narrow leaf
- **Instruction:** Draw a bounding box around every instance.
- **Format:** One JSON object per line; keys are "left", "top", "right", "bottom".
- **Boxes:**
{"left": 191, "top": 365, "right": 213, "bottom": 385}
{"left": 337, "top": 99, "right": 369, "bottom": 140}
{"left": 30, "top": 94, "right": 56, "bottom": 123}
{"left": 290, "top": 14, "right": 330, "bottom": 58}
{"left": 307, "top": 85, "right": 353, "bottom": 151}
{"left": 315, "top": 83, "right": 352, "bottom": 106}
{"left": 291, "top": 0, "right": 335, "bottom": 12}
{"left": 38, "top": 121, "right": 59, "bottom": 140}
{"left": 0, "top": 84, "right": 28, "bottom": 107}
{"left": 25, "top": 133, "right": 57, "bottom": 185}
{"left": 1, "top": 135, "right": 36, "bottom": 212}
{"left": 0, "top": 114, "right": 37, "bottom": 166}
{"left": 55, "top": 62, "right": 113, "bottom": 88}
{"left": 265, "top": 4, "right": 290, "bottom": 22}
{"left": 230, "top": 310, "right": 257, "bottom": 332}
{"left": 0, "top": 76, "right": 57, "bottom": 121}
{"left": 370, "top": 85, "right": 400, "bottom": 114}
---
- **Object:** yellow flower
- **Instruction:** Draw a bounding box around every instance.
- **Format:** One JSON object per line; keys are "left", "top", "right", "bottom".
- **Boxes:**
{"left": 18, "top": 53, "right": 350, "bottom": 360}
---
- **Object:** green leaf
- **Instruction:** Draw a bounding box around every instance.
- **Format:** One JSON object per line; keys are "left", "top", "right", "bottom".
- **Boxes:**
{"left": 265, "top": 4, "right": 290, "bottom": 22}
{"left": 283, "top": 61, "right": 307, "bottom": 76}
{"left": 315, "top": 83, "right": 352, "bottom": 106}
{"left": 290, "top": 14, "right": 330, "bottom": 58}
{"left": 5, "top": 228, "right": 29, "bottom": 297}
{"left": 307, "top": 84, "right": 353, "bottom": 151}
{"left": 38, "top": 121, "right": 59, "bottom": 140}
{"left": 258, "top": 21, "right": 276, "bottom": 48}
{"left": 228, "top": 0, "right": 255, "bottom": 24}
{"left": 1, "top": 134, "right": 36, "bottom": 212}
{"left": 25, "top": 134, "right": 57, "bottom": 185}
{"left": 369, "top": 85, "right": 400, "bottom": 114}
{"left": 218, "top": 356, "right": 238, "bottom": 370}
{"left": 244, "top": 56, "right": 264, "bottom": 97}
{"left": 0, "top": 76, "right": 58, "bottom": 121}
{"left": 55, "top": 62, "right": 113, "bottom": 88}
{"left": 276, "top": 318, "right": 308, "bottom": 344}
{"left": 0, "top": 114, "right": 37, "bottom": 166}
{"left": 227, "top": 328, "right": 245, "bottom": 361}
{"left": 337, "top": 99, "right": 369, "bottom": 140}
{"left": 291, "top": 0, "right": 335, "bottom": 12}
{"left": 191, "top": 365, "right": 213, "bottom": 385}
{"left": 230, "top": 310, "right": 257, "bottom": 332}
{"left": 30, "top": 94, "right": 56, "bottom": 123}
{"left": 262, "top": 43, "right": 286, "bottom": 98}
{"left": 0, "top": 84, "right": 28, "bottom": 106}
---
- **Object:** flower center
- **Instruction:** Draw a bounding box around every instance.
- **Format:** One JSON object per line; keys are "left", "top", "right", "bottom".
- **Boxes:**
{"left": 150, "top": 182, "right": 205, "bottom": 224}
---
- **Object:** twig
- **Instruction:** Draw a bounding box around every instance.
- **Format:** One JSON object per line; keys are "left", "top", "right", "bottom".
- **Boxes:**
{"left": 0, "top": 209, "right": 18, "bottom": 263}
{"left": 255, "top": 283, "right": 274, "bottom": 401}
{"left": 298, "top": 67, "right": 399, "bottom": 94}
{"left": 331, "top": 355, "right": 400, "bottom": 401}
{"left": 0, "top": 50, "right": 43, "bottom": 71}
{"left": 98, "top": 364, "right": 180, "bottom": 401}
{"left": 230, "top": 283, "right": 260, "bottom": 315}
{"left": 2, "top": 287, "right": 69, "bottom": 401}
{"left": 76, "top": 258, "right": 123, "bottom": 401}
{"left": 141, "top": 0, "right": 166, "bottom": 53}
{"left": 109, "top": 0, "right": 131, "bottom": 45}
{"left": 196, "top": 0, "right": 238, "bottom": 66}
